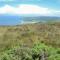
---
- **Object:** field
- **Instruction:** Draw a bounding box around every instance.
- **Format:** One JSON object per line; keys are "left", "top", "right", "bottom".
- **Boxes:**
{"left": 0, "top": 22, "right": 60, "bottom": 60}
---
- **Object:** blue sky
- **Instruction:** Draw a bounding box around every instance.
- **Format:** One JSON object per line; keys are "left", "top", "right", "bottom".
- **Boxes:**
{"left": 0, "top": 0, "right": 60, "bottom": 9}
{"left": 0, "top": 0, "right": 60, "bottom": 16}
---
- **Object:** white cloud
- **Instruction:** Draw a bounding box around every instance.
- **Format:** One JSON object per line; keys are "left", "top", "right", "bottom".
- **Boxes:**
{"left": 0, "top": 4, "right": 60, "bottom": 16}
{"left": 0, "top": 5, "right": 16, "bottom": 14}
{"left": 16, "top": 4, "right": 51, "bottom": 15}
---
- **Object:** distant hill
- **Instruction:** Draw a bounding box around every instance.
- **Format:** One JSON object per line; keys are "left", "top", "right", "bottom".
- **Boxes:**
{"left": 0, "top": 15, "right": 60, "bottom": 25}
{"left": 22, "top": 16, "right": 60, "bottom": 23}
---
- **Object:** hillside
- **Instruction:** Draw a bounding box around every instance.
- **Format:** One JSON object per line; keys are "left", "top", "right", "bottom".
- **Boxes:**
{"left": 0, "top": 22, "right": 60, "bottom": 60}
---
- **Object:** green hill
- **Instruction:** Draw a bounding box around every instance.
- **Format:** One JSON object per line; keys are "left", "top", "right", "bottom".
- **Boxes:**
{"left": 0, "top": 22, "right": 60, "bottom": 60}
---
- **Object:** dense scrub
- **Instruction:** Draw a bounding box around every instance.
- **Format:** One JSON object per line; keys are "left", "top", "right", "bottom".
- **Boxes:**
{"left": 0, "top": 22, "right": 60, "bottom": 60}
{"left": 0, "top": 42, "right": 60, "bottom": 60}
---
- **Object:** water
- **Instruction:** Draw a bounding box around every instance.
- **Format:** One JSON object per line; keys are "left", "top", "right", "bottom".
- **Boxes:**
{"left": 0, "top": 15, "right": 22, "bottom": 25}
{"left": 0, "top": 15, "right": 60, "bottom": 25}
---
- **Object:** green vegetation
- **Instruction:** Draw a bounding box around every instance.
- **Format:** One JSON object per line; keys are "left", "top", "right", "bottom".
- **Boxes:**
{"left": 0, "top": 43, "right": 60, "bottom": 60}
{"left": 0, "top": 22, "right": 60, "bottom": 60}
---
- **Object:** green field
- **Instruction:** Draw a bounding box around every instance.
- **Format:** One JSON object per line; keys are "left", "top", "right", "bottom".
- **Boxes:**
{"left": 0, "top": 22, "right": 60, "bottom": 60}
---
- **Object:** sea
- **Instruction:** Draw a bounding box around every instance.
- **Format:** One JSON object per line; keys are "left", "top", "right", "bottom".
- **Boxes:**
{"left": 0, "top": 14, "right": 60, "bottom": 25}
{"left": 0, "top": 15, "right": 22, "bottom": 25}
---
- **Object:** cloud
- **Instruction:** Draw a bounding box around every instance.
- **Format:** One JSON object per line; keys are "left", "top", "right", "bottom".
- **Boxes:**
{"left": 16, "top": 4, "right": 51, "bottom": 15}
{"left": 0, "top": 5, "right": 16, "bottom": 14}
{"left": 0, "top": 4, "right": 60, "bottom": 16}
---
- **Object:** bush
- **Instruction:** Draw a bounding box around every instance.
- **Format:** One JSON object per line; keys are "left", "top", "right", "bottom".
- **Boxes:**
{"left": 0, "top": 43, "right": 60, "bottom": 60}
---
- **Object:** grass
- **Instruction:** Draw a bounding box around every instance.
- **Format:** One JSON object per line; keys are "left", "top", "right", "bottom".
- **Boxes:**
{"left": 0, "top": 22, "right": 60, "bottom": 60}
{"left": 0, "top": 42, "right": 60, "bottom": 60}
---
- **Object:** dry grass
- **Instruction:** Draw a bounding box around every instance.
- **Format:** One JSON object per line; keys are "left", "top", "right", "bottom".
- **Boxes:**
{"left": 0, "top": 22, "right": 60, "bottom": 52}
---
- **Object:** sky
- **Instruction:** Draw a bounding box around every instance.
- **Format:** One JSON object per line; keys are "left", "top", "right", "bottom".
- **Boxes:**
{"left": 0, "top": 0, "right": 60, "bottom": 16}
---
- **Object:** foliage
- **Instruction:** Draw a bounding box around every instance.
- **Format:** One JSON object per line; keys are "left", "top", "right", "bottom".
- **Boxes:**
{"left": 0, "top": 43, "right": 60, "bottom": 60}
{"left": 0, "top": 22, "right": 60, "bottom": 60}
{"left": 32, "top": 42, "right": 60, "bottom": 60}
